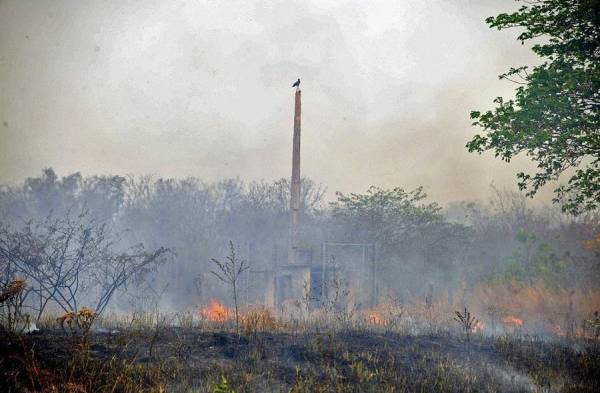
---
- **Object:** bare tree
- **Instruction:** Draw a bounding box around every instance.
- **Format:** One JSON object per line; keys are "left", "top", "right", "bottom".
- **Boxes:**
{"left": 270, "top": 177, "right": 326, "bottom": 213}
{"left": 210, "top": 241, "right": 249, "bottom": 336}
{"left": 0, "top": 209, "right": 170, "bottom": 321}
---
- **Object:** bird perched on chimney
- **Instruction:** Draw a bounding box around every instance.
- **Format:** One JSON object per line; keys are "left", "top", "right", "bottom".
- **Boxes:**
{"left": 292, "top": 78, "right": 300, "bottom": 88}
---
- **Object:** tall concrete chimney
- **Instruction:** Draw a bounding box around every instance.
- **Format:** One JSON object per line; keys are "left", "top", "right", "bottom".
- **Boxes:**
{"left": 289, "top": 87, "right": 301, "bottom": 264}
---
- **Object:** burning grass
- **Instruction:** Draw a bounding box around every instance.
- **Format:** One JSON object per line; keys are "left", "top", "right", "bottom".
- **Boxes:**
{"left": 3, "top": 281, "right": 600, "bottom": 392}
{"left": 193, "top": 287, "right": 600, "bottom": 340}
{"left": 470, "top": 280, "right": 600, "bottom": 338}
{"left": 201, "top": 299, "right": 231, "bottom": 324}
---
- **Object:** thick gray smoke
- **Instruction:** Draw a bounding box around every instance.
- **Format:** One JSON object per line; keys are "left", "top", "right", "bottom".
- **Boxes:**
{"left": 2, "top": 2, "right": 597, "bottom": 340}
{"left": 1, "top": 169, "right": 598, "bottom": 338}
{"left": 0, "top": 0, "right": 551, "bottom": 204}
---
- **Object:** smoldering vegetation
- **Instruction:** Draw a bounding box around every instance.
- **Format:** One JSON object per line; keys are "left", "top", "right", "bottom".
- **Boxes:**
{"left": 1, "top": 168, "right": 599, "bottom": 392}
{"left": 2, "top": 327, "right": 599, "bottom": 393}
{"left": 1, "top": 168, "right": 598, "bottom": 327}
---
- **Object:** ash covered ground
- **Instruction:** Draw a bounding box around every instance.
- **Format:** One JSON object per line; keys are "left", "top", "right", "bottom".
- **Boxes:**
{"left": 2, "top": 326, "right": 599, "bottom": 393}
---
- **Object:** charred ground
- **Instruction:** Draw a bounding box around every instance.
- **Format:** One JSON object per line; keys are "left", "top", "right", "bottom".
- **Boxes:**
{"left": 2, "top": 326, "right": 599, "bottom": 393}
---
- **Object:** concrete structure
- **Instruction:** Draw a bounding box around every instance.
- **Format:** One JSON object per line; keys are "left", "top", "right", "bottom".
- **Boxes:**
{"left": 274, "top": 86, "right": 311, "bottom": 305}
{"left": 289, "top": 87, "right": 301, "bottom": 265}
{"left": 243, "top": 86, "right": 378, "bottom": 310}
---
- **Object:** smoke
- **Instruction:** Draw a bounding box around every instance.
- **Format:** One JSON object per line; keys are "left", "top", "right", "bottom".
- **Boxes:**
{"left": 0, "top": 0, "right": 553, "bottom": 204}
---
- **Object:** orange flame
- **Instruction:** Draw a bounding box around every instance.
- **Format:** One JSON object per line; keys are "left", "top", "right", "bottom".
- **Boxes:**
{"left": 368, "top": 311, "right": 386, "bottom": 326}
{"left": 550, "top": 324, "right": 591, "bottom": 338}
{"left": 201, "top": 298, "right": 231, "bottom": 323}
{"left": 502, "top": 315, "right": 524, "bottom": 327}
{"left": 473, "top": 320, "right": 485, "bottom": 332}
{"left": 582, "top": 233, "right": 600, "bottom": 251}
{"left": 551, "top": 324, "right": 565, "bottom": 337}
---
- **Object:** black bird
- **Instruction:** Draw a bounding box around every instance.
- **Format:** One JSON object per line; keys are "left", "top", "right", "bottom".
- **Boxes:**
{"left": 292, "top": 78, "right": 300, "bottom": 88}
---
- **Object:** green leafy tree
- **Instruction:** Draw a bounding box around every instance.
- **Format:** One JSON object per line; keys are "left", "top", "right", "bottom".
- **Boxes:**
{"left": 330, "top": 186, "right": 442, "bottom": 246}
{"left": 501, "top": 229, "right": 566, "bottom": 289}
{"left": 467, "top": 0, "right": 600, "bottom": 215}
{"left": 330, "top": 187, "right": 470, "bottom": 292}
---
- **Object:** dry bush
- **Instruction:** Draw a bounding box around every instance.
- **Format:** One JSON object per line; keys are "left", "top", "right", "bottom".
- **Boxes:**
{"left": 0, "top": 278, "right": 28, "bottom": 332}
{"left": 56, "top": 307, "right": 97, "bottom": 335}
{"left": 0, "top": 278, "right": 26, "bottom": 303}
{"left": 241, "top": 307, "right": 278, "bottom": 336}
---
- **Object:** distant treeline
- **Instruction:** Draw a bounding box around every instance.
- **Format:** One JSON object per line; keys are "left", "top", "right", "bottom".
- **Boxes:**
{"left": 0, "top": 168, "right": 598, "bottom": 308}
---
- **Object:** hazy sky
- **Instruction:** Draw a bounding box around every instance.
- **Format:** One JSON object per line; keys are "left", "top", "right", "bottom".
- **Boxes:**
{"left": 0, "top": 0, "right": 553, "bottom": 204}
